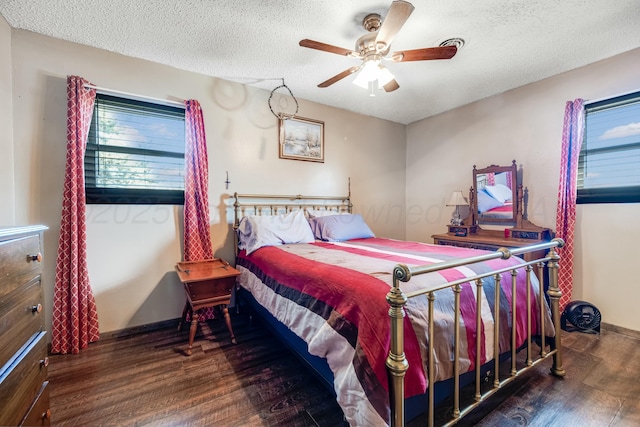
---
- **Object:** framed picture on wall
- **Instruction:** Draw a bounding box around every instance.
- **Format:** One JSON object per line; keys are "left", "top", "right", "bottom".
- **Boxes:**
{"left": 279, "top": 116, "right": 324, "bottom": 162}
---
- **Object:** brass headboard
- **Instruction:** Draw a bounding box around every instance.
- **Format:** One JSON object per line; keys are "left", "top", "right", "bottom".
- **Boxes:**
{"left": 233, "top": 184, "right": 352, "bottom": 254}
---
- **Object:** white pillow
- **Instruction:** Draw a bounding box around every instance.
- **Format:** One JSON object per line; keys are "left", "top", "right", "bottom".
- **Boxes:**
{"left": 484, "top": 184, "right": 513, "bottom": 204}
{"left": 306, "top": 208, "right": 348, "bottom": 218}
{"left": 477, "top": 189, "right": 503, "bottom": 213}
{"left": 238, "top": 209, "right": 315, "bottom": 255}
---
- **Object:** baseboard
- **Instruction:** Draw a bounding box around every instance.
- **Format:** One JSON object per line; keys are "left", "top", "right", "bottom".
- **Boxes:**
{"left": 602, "top": 322, "right": 640, "bottom": 340}
{"left": 99, "top": 318, "right": 181, "bottom": 341}
{"left": 47, "top": 318, "right": 183, "bottom": 354}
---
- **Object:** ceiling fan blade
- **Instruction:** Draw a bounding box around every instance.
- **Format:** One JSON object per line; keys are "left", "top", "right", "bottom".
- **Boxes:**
{"left": 299, "top": 39, "right": 357, "bottom": 57}
{"left": 375, "top": 1, "right": 415, "bottom": 50}
{"left": 383, "top": 79, "right": 400, "bottom": 92}
{"left": 318, "top": 66, "right": 360, "bottom": 88}
{"left": 391, "top": 45, "right": 457, "bottom": 62}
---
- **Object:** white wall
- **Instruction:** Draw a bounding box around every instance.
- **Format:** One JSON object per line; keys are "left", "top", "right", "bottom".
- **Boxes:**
{"left": 0, "top": 15, "right": 14, "bottom": 225}
{"left": 7, "top": 25, "right": 638, "bottom": 335}
{"left": 407, "top": 48, "right": 640, "bottom": 332}
{"left": 10, "top": 30, "right": 406, "bottom": 334}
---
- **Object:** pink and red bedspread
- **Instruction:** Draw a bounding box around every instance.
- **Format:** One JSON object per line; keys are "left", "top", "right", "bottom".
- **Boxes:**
{"left": 235, "top": 237, "right": 553, "bottom": 426}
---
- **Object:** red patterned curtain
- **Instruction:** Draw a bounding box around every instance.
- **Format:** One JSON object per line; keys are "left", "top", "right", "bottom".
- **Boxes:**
{"left": 184, "top": 100, "right": 215, "bottom": 321}
{"left": 555, "top": 99, "right": 585, "bottom": 311}
{"left": 51, "top": 76, "right": 100, "bottom": 354}
{"left": 184, "top": 99, "right": 213, "bottom": 261}
{"left": 487, "top": 173, "right": 495, "bottom": 185}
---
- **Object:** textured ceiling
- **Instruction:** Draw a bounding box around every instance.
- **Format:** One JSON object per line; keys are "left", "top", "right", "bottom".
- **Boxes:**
{"left": 2, "top": 0, "right": 639, "bottom": 125}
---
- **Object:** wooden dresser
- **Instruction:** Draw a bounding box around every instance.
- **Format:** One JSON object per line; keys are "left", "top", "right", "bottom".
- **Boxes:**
{"left": 0, "top": 225, "right": 50, "bottom": 426}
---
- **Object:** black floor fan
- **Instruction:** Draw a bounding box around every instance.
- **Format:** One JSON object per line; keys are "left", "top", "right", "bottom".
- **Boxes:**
{"left": 561, "top": 300, "right": 602, "bottom": 334}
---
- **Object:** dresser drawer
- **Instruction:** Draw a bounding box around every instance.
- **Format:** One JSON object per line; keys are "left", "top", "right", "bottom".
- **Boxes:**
{"left": 435, "top": 239, "right": 501, "bottom": 252}
{"left": 0, "top": 331, "right": 48, "bottom": 426}
{"left": 0, "top": 235, "right": 43, "bottom": 299}
{"left": 184, "top": 276, "right": 236, "bottom": 301}
{"left": 0, "top": 277, "right": 44, "bottom": 370}
{"left": 20, "top": 381, "right": 50, "bottom": 427}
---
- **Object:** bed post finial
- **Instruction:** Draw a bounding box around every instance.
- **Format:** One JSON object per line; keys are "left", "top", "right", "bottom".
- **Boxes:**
{"left": 387, "top": 264, "right": 410, "bottom": 427}
{"left": 233, "top": 193, "right": 240, "bottom": 255}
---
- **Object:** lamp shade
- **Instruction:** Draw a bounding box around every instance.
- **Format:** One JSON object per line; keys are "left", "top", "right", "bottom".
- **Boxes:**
{"left": 377, "top": 65, "right": 395, "bottom": 86}
{"left": 446, "top": 191, "right": 468, "bottom": 207}
{"left": 353, "top": 60, "right": 395, "bottom": 89}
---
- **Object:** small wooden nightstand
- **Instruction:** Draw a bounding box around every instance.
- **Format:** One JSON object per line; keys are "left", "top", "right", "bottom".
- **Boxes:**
{"left": 175, "top": 259, "right": 240, "bottom": 355}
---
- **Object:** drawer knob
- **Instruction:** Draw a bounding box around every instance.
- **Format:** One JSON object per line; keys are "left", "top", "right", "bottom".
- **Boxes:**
{"left": 40, "top": 357, "right": 49, "bottom": 367}
{"left": 28, "top": 252, "right": 43, "bottom": 263}
{"left": 42, "top": 409, "right": 51, "bottom": 420}
{"left": 32, "top": 303, "right": 43, "bottom": 313}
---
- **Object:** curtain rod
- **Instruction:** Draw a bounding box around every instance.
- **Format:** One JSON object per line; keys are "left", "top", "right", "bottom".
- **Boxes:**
{"left": 83, "top": 84, "right": 185, "bottom": 109}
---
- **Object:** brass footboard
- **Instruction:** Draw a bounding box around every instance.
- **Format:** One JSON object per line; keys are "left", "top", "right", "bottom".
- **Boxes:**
{"left": 386, "top": 238, "right": 565, "bottom": 427}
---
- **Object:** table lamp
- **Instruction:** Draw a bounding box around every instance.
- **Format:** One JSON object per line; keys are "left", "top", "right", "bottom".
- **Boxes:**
{"left": 446, "top": 191, "right": 468, "bottom": 226}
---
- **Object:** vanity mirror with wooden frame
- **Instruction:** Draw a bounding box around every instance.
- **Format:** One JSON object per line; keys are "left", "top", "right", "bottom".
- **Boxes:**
{"left": 449, "top": 160, "right": 553, "bottom": 239}
{"left": 433, "top": 160, "right": 553, "bottom": 281}
{"left": 472, "top": 161, "right": 518, "bottom": 226}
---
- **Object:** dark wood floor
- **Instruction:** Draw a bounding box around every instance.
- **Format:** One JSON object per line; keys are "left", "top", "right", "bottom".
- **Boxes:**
{"left": 48, "top": 313, "right": 346, "bottom": 427}
{"left": 469, "top": 325, "right": 640, "bottom": 427}
{"left": 48, "top": 313, "right": 640, "bottom": 426}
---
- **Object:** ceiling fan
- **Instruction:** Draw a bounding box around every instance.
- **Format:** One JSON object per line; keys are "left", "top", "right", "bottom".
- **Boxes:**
{"left": 299, "top": 0, "right": 457, "bottom": 93}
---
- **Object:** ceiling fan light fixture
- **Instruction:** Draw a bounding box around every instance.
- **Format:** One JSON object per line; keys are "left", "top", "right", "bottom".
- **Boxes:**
{"left": 352, "top": 70, "right": 371, "bottom": 89}
{"left": 377, "top": 65, "right": 394, "bottom": 86}
{"left": 352, "top": 59, "right": 395, "bottom": 90}
{"left": 361, "top": 59, "right": 381, "bottom": 79}
{"left": 300, "top": 1, "right": 457, "bottom": 92}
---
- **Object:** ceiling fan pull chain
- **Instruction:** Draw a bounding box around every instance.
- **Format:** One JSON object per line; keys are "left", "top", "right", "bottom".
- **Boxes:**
{"left": 268, "top": 79, "right": 299, "bottom": 120}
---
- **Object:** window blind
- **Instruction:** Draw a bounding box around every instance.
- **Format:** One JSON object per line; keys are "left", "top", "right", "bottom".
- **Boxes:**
{"left": 577, "top": 91, "right": 640, "bottom": 204}
{"left": 85, "top": 93, "right": 185, "bottom": 204}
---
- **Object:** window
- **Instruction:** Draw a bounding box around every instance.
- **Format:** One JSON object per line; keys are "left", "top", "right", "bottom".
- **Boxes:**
{"left": 85, "top": 93, "right": 185, "bottom": 204}
{"left": 578, "top": 91, "right": 640, "bottom": 204}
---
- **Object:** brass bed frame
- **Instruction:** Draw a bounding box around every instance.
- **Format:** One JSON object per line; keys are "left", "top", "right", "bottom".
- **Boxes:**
{"left": 232, "top": 190, "right": 565, "bottom": 427}
{"left": 386, "top": 239, "right": 565, "bottom": 426}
